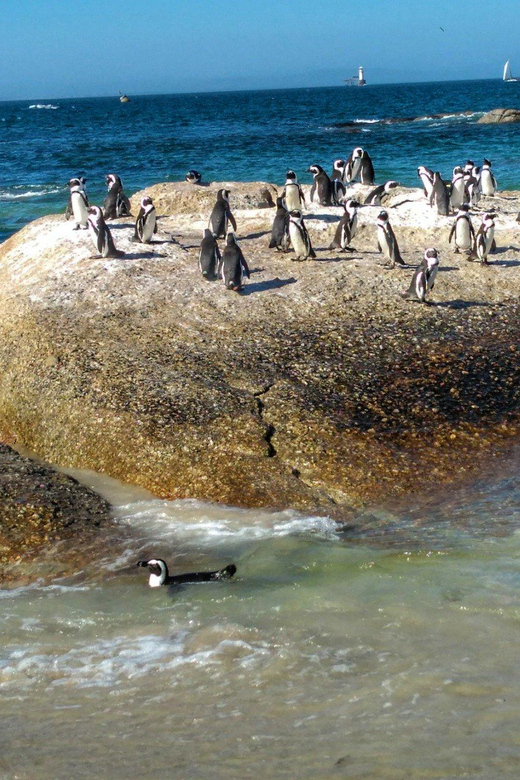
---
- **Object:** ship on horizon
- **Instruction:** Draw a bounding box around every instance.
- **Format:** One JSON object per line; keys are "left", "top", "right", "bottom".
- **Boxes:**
{"left": 345, "top": 66, "right": 366, "bottom": 87}
{"left": 503, "top": 60, "right": 520, "bottom": 83}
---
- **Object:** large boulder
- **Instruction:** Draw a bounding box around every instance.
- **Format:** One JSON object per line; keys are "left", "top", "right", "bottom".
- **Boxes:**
{"left": 129, "top": 180, "right": 278, "bottom": 217}
{"left": 477, "top": 108, "right": 520, "bottom": 124}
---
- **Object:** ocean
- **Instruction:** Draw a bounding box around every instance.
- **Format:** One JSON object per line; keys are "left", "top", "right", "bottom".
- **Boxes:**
{"left": 1, "top": 79, "right": 520, "bottom": 242}
{"left": 3, "top": 80, "right": 520, "bottom": 778}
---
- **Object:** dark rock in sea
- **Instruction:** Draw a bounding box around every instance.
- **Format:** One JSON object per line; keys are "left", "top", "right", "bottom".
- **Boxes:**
{"left": 477, "top": 108, "right": 520, "bottom": 124}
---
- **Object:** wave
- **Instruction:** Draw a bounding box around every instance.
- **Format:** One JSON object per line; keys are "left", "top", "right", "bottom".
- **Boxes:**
{"left": 0, "top": 186, "right": 63, "bottom": 201}
{"left": 332, "top": 110, "right": 485, "bottom": 129}
{"left": 28, "top": 104, "right": 59, "bottom": 110}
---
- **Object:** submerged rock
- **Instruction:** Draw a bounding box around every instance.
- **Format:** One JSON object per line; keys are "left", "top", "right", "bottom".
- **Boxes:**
{"left": 477, "top": 108, "right": 520, "bottom": 124}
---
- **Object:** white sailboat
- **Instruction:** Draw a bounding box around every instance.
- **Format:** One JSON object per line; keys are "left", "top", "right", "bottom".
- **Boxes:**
{"left": 503, "top": 60, "right": 520, "bottom": 82}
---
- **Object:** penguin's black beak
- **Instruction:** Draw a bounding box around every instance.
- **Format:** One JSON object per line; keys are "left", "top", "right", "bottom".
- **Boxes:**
{"left": 137, "top": 560, "right": 149, "bottom": 568}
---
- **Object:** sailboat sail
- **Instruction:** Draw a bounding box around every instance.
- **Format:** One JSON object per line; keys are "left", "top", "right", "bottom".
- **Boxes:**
{"left": 504, "top": 60, "right": 512, "bottom": 81}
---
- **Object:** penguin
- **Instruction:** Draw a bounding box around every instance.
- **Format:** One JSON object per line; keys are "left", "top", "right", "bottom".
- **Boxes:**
{"left": 466, "top": 167, "right": 481, "bottom": 208}
{"left": 417, "top": 166, "right": 435, "bottom": 199}
{"left": 281, "top": 170, "right": 306, "bottom": 211}
{"left": 104, "top": 174, "right": 131, "bottom": 220}
{"left": 198, "top": 229, "right": 222, "bottom": 280}
{"left": 66, "top": 178, "right": 89, "bottom": 229}
{"left": 268, "top": 197, "right": 290, "bottom": 251}
{"left": 478, "top": 159, "right": 497, "bottom": 197}
{"left": 137, "top": 559, "right": 237, "bottom": 588}
{"left": 308, "top": 165, "right": 333, "bottom": 206}
{"left": 330, "top": 159, "right": 347, "bottom": 204}
{"left": 474, "top": 213, "right": 495, "bottom": 265}
{"left": 429, "top": 172, "right": 450, "bottom": 216}
{"left": 448, "top": 204, "right": 475, "bottom": 254}
{"left": 87, "top": 206, "right": 125, "bottom": 258}
{"left": 208, "top": 189, "right": 237, "bottom": 238}
{"left": 185, "top": 169, "right": 202, "bottom": 184}
{"left": 343, "top": 147, "right": 363, "bottom": 183}
{"left": 221, "top": 232, "right": 250, "bottom": 291}
{"left": 132, "top": 196, "right": 157, "bottom": 243}
{"left": 364, "top": 180, "right": 399, "bottom": 206}
{"left": 288, "top": 210, "right": 316, "bottom": 260}
{"left": 450, "top": 166, "right": 467, "bottom": 211}
{"left": 329, "top": 199, "right": 359, "bottom": 252}
{"left": 376, "top": 210, "right": 404, "bottom": 268}
{"left": 359, "top": 149, "right": 375, "bottom": 185}
{"left": 463, "top": 160, "right": 475, "bottom": 176}
{"left": 401, "top": 248, "right": 439, "bottom": 303}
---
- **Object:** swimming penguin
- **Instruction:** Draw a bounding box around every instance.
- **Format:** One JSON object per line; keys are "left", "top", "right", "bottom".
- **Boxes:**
{"left": 269, "top": 197, "right": 290, "bottom": 251}
{"left": 448, "top": 204, "right": 475, "bottom": 254}
{"left": 376, "top": 210, "right": 405, "bottom": 268}
{"left": 417, "top": 166, "right": 435, "bottom": 199}
{"left": 474, "top": 213, "right": 495, "bottom": 265}
{"left": 185, "top": 170, "right": 202, "bottom": 184}
{"left": 478, "top": 159, "right": 497, "bottom": 197}
{"left": 330, "top": 159, "right": 347, "bottom": 204}
{"left": 208, "top": 189, "right": 237, "bottom": 238}
{"left": 288, "top": 210, "right": 316, "bottom": 260}
{"left": 281, "top": 170, "right": 306, "bottom": 211}
{"left": 221, "top": 232, "right": 250, "bottom": 291}
{"left": 450, "top": 167, "right": 467, "bottom": 211}
{"left": 198, "top": 229, "right": 222, "bottom": 280}
{"left": 329, "top": 199, "right": 359, "bottom": 252}
{"left": 358, "top": 149, "right": 375, "bottom": 185}
{"left": 343, "top": 147, "right": 363, "bottom": 183}
{"left": 66, "top": 178, "right": 90, "bottom": 229}
{"left": 104, "top": 174, "right": 132, "bottom": 220}
{"left": 132, "top": 196, "right": 157, "bottom": 243}
{"left": 308, "top": 165, "right": 333, "bottom": 205}
{"left": 137, "top": 559, "right": 237, "bottom": 588}
{"left": 87, "top": 206, "right": 125, "bottom": 258}
{"left": 401, "top": 248, "right": 439, "bottom": 303}
{"left": 364, "top": 180, "right": 399, "bottom": 206}
{"left": 429, "top": 172, "right": 450, "bottom": 216}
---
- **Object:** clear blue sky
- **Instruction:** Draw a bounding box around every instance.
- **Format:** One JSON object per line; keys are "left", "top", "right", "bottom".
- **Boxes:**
{"left": 1, "top": 0, "right": 519, "bottom": 99}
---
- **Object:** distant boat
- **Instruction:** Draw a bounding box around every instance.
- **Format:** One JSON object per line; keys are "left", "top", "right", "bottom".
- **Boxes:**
{"left": 503, "top": 60, "right": 520, "bottom": 82}
{"left": 344, "top": 66, "right": 366, "bottom": 87}
{"left": 119, "top": 92, "right": 131, "bottom": 103}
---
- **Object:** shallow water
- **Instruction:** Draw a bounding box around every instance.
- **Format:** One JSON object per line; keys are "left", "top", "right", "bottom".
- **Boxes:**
{"left": 3, "top": 457, "right": 520, "bottom": 779}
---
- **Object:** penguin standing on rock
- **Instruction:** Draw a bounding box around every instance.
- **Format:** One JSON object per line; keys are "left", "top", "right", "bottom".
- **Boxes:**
{"left": 417, "top": 166, "right": 434, "bottom": 200}
{"left": 185, "top": 170, "right": 202, "bottom": 184}
{"left": 429, "top": 172, "right": 450, "bottom": 216}
{"left": 281, "top": 171, "right": 306, "bottom": 211}
{"left": 66, "top": 178, "right": 90, "bottom": 229}
{"left": 450, "top": 166, "right": 467, "bottom": 211}
{"left": 87, "top": 206, "right": 125, "bottom": 258}
{"left": 137, "top": 559, "right": 236, "bottom": 588}
{"left": 221, "top": 233, "right": 250, "bottom": 291}
{"left": 401, "top": 248, "right": 439, "bottom": 303}
{"left": 448, "top": 204, "right": 475, "bottom": 254}
{"left": 269, "top": 197, "right": 290, "bottom": 251}
{"left": 308, "top": 164, "right": 333, "bottom": 205}
{"left": 104, "top": 174, "right": 131, "bottom": 219}
{"left": 330, "top": 159, "right": 347, "bottom": 204}
{"left": 343, "top": 147, "right": 363, "bottom": 183}
{"left": 198, "top": 229, "right": 222, "bottom": 280}
{"left": 208, "top": 189, "right": 237, "bottom": 238}
{"left": 358, "top": 149, "right": 375, "bottom": 185}
{"left": 478, "top": 159, "right": 497, "bottom": 197}
{"left": 376, "top": 210, "right": 404, "bottom": 268}
{"left": 364, "top": 180, "right": 399, "bottom": 206}
{"left": 329, "top": 199, "right": 359, "bottom": 252}
{"left": 474, "top": 213, "right": 495, "bottom": 265}
{"left": 288, "top": 210, "right": 316, "bottom": 260}
{"left": 133, "top": 196, "right": 157, "bottom": 243}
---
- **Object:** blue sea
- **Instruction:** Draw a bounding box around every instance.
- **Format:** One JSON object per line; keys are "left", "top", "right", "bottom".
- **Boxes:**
{"left": 1, "top": 78, "right": 520, "bottom": 242}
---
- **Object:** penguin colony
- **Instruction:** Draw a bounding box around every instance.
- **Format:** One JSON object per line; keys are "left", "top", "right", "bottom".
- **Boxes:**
{"left": 65, "top": 151, "right": 502, "bottom": 302}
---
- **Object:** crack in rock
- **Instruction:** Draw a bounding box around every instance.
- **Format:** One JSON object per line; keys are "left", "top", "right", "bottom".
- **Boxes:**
{"left": 253, "top": 382, "right": 276, "bottom": 457}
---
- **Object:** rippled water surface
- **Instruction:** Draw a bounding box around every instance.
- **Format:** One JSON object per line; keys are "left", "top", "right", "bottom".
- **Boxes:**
{"left": 3, "top": 456, "right": 520, "bottom": 779}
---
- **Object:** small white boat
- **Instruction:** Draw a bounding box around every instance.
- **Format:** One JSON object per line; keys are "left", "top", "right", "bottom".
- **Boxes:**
{"left": 503, "top": 60, "right": 520, "bottom": 83}
{"left": 119, "top": 93, "right": 131, "bottom": 103}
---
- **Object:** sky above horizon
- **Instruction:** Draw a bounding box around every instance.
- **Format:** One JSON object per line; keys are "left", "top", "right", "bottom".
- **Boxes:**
{"left": 1, "top": 0, "right": 520, "bottom": 100}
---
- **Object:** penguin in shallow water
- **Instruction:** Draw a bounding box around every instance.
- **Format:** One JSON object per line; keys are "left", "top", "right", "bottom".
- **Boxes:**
{"left": 288, "top": 210, "right": 316, "bottom": 260}
{"left": 474, "top": 213, "right": 495, "bottom": 265}
{"left": 221, "top": 232, "right": 250, "bottom": 291}
{"left": 198, "top": 229, "right": 222, "bottom": 280}
{"left": 450, "top": 166, "right": 467, "bottom": 211}
{"left": 478, "top": 159, "right": 497, "bottom": 197}
{"left": 417, "top": 166, "right": 434, "bottom": 199}
{"left": 137, "top": 559, "right": 237, "bottom": 588}
{"left": 208, "top": 189, "right": 237, "bottom": 238}
{"left": 329, "top": 199, "right": 359, "bottom": 252}
{"left": 87, "top": 206, "right": 125, "bottom": 258}
{"left": 429, "top": 172, "right": 450, "bottom": 216}
{"left": 133, "top": 196, "right": 157, "bottom": 243}
{"left": 448, "top": 204, "right": 475, "bottom": 254}
{"left": 185, "top": 169, "right": 202, "bottom": 184}
{"left": 66, "top": 178, "right": 90, "bottom": 229}
{"left": 104, "top": 174, "right": 131, "bottom": 220}
{"left": 376, "top": 210, "right": 404, "bottom": 268}
{"left": 364, "top": 180, "right": 399, "bottom": 206}
{"left": 269, "top": 197, "right": 290, "bottom": 251}
{"left": 330, "top": 159, "right": 347, "bottom": 204}
{"left": 281, "top": 170, "right": 305, "bottom": 211}
{"left": 308, "top": 164, "right": 333, "bottom": 205}
{"left": 401, "top": 248, "right": 439, "bottom": 302}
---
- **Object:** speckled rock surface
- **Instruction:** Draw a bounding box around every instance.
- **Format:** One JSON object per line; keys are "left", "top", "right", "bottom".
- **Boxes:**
{"left": 1, "top": 182, "right": 520, "bottom": 519}
{"left": 477, "top": 108, "right": 520, "bottom": 124}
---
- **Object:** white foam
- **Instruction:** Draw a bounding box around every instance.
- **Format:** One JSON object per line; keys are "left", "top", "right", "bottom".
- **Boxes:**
{"left": 0, "top": 186, "right": 63, "bottom": 200}
{"left": 28, "top": 104, "right": 59, "bottom": 110}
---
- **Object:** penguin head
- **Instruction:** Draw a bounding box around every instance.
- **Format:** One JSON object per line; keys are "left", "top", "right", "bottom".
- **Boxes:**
{"left": 378, "top": 210, "right": 389, "bottom": 223}
{"left": 289, "top": 209, "right": 303, "bottom": 223}
{"left": 424, "top": 248, "right": 439, "bottom": 268}
{"left": 276, "top": 196, "right": 285, "bottom": 208}
{"left": 286, "top": 170, "right": 297, "bottom": 181}
{"left": 333, "top": 159, "right": 345, "bottom": 170}
{"left": 345, "top": 199, "right": 360, "bottom": 212}
{"left": 137, "top": 558, "right": 168, "bottom": 587}
{"left": 384, "top": 181, "right": 399, "bottom": 192}
{"left": 185, "top": 169, "right": 201, "bottom": 183}
{"left": 452, "top": 166, "right": 463, "bottom": 177}
{"left": 464, "top": 160, "right": 474, "bottom": 172}
{"left": 458, "top": 204, "right": 470, "bottom": 214}
{"left": 203, "top": 228, "right": 214, "bottom": 238}
{"left": 483, "top": 159, "right": 491, "bottom": 168}
{"left": 140, "top": 196, "right": 153, "bottom": 209}
{"left": 307, "top": 165, "right": 322, "bottom": 176}
{"left": 106, "top": 174, "right": 118, "bottom": 187}
{"left": 353, "top": 147, "right": 363, "bottom": 159}
{"left": 226, "top": 231, "right": 237, "bottom": 246}
{"left": 87, "top": 206, "right": 103, "bottom": 222}
{"left": 482, "top": 212, "right": 495, "bottom": 225}
{"left": 68, "top": 178, "right": 81, "bottom": 190}
{"left": 417, "top": 166, "right": 433, "bottom": 178}
{"left": 217, "top": 189, "right": 230, "bottom": 202}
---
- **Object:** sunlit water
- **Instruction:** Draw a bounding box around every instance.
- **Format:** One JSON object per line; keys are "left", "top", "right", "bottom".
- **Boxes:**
{"left": 2, "top": 457, "right": 520, "bottom": 779}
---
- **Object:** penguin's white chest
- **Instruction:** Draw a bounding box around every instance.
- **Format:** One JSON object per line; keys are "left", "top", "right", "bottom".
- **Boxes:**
{"left": 71, "top": 192, "right": 88, "bottom": 225}
{"left": 451, "top": 180, "right": 465, "bottom": 208}
{"left": 378, "top": 225, "right": 391, "bottom": 257}
{"left": 289, "top": 223, "right": 307, "bottom": 257}
{"left": 141, "top": 211, "right": 156, "bottom": 243}
{"left": 455, "top": 219, "right": 472, "bottom": 249}
{"left": 284, "top": 184, "right": 301, "bottom": 211}
{"left": 480, "top": 170, "right": 495, "bottom": 196}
